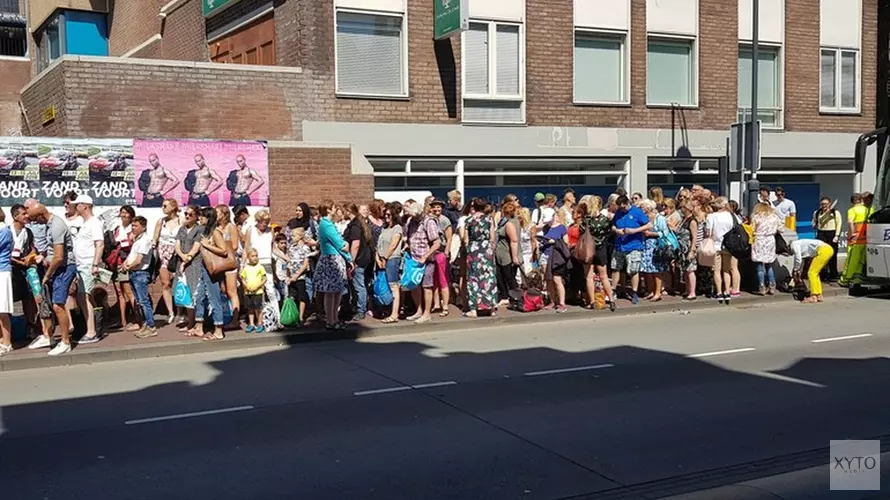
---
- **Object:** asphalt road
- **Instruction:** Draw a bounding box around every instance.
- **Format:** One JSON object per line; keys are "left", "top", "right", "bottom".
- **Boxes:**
{"left": 1, "top": 295, "right": 889, "bottom": 499}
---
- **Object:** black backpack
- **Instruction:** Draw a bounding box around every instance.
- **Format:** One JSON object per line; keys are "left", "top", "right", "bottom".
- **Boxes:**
{"left": 723, "top": 215, "right": 751, "bottom": 259}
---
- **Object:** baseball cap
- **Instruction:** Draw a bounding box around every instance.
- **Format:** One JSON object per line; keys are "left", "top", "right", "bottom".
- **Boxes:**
{"left": 430, "top": 199, "right": 445, "bottom": 207}
{"left": 72, "top": 194, "right": 93, "bottom": 205}
{"left": 534, "top": 192, "right": 545, "bottom": 202}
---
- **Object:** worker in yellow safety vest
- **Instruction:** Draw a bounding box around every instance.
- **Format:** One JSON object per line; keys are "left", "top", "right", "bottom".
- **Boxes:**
{"left": 839, "top": 193, "right": 869, "bottom": 286}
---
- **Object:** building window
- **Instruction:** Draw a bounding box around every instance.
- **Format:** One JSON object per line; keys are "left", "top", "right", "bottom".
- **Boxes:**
{"left": 335, "top": 10, "right": 407, "bottom": 98}
{"left": 462, "top": 20, "right": 524, "bottom": 124}
{"left": 647, "top": 38, "right": 696, "bottom": 106}
{"left": 820, "top": 48, "right": 859, "bottom": 113}
{"left": 574, "top": 31, "right": 627, "bottom": 104}
{"left": 0, "top": 0, "right": 26, "bottom": 57}
{"left": 37, "top": 10, "right": 109, "bottom": 71}
{"left": 738, "top": 45, "right": 782, "bottom": 128}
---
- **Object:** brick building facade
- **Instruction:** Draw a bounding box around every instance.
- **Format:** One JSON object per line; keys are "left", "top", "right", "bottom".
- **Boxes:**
{"left": 1, "top": 0, "right": 884, "bottom": 232}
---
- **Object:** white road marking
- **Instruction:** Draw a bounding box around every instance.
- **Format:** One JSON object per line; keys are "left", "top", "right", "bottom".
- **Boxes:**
{"left": 125, "top": 405, "right": 255, "bottom": 425}
{"left": 811, "top": 333, "right": 874, "bottom": 344}
{"left": 411, "top": 381, "right": 458, "bottom": 389}
{"left": 687, "top": 348, "right": 757, "bottom": 359}
{"left": 353, "top": 386, "right": 411, "bottom": 396}
{"left": 524, "top": 364, "right": 614, "bottom": 377}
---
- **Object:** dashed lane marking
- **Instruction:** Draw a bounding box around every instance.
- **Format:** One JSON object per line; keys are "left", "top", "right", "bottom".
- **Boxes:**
{"left": 811, "top": 333, "right": 874, "bottom": 344}
{"left": 686, "top": 348, "right": 757, "bottom": 359}
{"left": 125, "top": 405, "right": 255, "bottom": 425}
{"left": 523, "top": 364, "right": 615, "bottom": 377}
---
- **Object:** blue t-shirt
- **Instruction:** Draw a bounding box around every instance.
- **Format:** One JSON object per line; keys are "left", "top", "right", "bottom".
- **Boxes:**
{"left": 0, "top": 226, "right": 13, "bottom": 272}
{"left": 542, "top": 225, "right": 568, "bottom": 257}
{"left": 613, "top": 206, "right": 649, "bottom": 252}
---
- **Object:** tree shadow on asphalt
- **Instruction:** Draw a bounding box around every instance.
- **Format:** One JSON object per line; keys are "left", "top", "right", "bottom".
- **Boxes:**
{"left": 1, "top": 329, "right": 890, "bottom": 499}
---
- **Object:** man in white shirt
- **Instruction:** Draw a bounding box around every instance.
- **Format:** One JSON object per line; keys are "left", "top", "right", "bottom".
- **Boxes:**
{"left": 121, "top": 216, "right": 157, "bottom": 338}
{"left": 772, "top": 186, "right": 797, "bottom": 231}
{"left": 530, "top": 193, "right": 555, "bottom": 237}
{"left": 72, "top": 194, "right": 105, "bottom": 344}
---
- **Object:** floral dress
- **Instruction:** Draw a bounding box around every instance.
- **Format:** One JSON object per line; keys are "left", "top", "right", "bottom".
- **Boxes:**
{"left": 675, "top": 216, "right": 698, "bottom": 272}
{"left": 641, "top": 214, "right": 669, "bottom": 273}
{"left": 465, "top": 215, "right": 497, "bottom": 311}
{"left": 751, "top": 213, "right": 781, "bottom": 263}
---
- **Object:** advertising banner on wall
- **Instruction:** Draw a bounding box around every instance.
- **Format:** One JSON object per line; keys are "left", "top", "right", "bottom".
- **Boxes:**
{"left": 0, "top": 137, "right": 135, "bottom": 206}
{"left": 133, "top": 139, "right": 269, "bottom": 208}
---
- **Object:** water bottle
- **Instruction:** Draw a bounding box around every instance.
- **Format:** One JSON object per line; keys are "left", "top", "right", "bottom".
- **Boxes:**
{"left": 26, "top": 267, "right": 41, "bottom": 298}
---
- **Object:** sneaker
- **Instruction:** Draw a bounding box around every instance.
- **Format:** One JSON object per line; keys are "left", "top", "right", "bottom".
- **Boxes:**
{"left": 730, "top": 291, "right": 741, "bottom": 298}
{"left": 724, "top": 293, "right": 732, "bottom": 304}
{"left": 255, "top": 326, "right": 265, "bottom": 334}
{"left": 135, "top": 327, "right": 158, "bottom": 339}
{"left": 48, "top": 342, "right": 72, "bottom": 356}
{"left": 556, "top": 305, "right": 568, "bottom": 313}
{"left": 758, "top": 286, "right": 767, "bottom": 296}
{"left": 245, "top": 325, "right": 255, "bottom": 333}
{"left": 351, "top": 313, "right": 366, "bottom": 322}
{"left": 631, "top": 293, "right": 639, "bottom": 305}
{"left": 28, "top": 335, "right": 52, "bottom": 350}
{"left": 767, "top": 286, "right": 776, "bottom": 295}
{"left": 0, "top": 343, "right": 12, "bottom": 357}
{"left": 717, "top": 294, "right": 725, "bottom": 304}
{"left": 78, "top": 334, "right": 101, "bottom": 345}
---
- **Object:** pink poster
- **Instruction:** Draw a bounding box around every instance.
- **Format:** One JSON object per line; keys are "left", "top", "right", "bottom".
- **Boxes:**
{"left": 133, "top": 139, "right": 269, "bottom": 208}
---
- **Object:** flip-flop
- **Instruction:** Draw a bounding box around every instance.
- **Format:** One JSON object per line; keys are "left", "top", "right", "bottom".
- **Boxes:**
{"left": 439, "top": 310, "right": 450, "bottom": 317}
{"left": 381, "top": 317, "right": 399, "bottom": 324}
{"left": 202, "top": 333, "right": 225, "bottom": 341}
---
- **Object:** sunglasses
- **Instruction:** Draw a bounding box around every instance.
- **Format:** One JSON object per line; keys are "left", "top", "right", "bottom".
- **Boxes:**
{"left": 185, "top": 212, "right": 196, "bottom": 217}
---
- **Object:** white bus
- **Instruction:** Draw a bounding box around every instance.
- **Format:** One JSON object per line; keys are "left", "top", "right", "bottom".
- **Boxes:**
{"left": 853, "top": 128, "right": 890, "bottom": 290}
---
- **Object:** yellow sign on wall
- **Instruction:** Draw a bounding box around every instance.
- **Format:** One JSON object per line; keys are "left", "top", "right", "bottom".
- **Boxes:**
{"left": 41, "top": 106, "right": 56, "bottom": 125}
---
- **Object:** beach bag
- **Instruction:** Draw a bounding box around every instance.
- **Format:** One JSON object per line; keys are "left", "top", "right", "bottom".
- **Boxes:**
{"left": 280, "top": 297, "right": 300, "bottom": 326}
{"left": 173, "top": 275, "right": 193, "bottom": 308}
{"left": 400, "top": 256, "right": 425, "bottom": 291}
{"left": 373, "top": 270, "right": 393, "bottom": 306}
{"left": 723, "top": 217, "right": 751, "bottom": 259}
{"left": 698, "top": 237, "right": 717, "bottom": 267}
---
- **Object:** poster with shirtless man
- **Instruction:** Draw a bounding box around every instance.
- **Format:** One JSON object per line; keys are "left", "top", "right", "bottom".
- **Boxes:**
{"left": 133, "top": 139, "right": 269, "bottom": 208}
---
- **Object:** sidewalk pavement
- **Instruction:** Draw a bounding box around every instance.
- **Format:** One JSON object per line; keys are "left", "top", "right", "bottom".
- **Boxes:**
{"left": 0, "top": 285, "right": 850, "bottom": 372}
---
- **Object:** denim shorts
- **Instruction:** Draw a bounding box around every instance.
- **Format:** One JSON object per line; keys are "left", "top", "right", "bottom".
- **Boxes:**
{"left": 51, "top": 264, "right": 77, "bottom": 305}
{"left": 385, "top": 257, "right": 401, "bottom": 284}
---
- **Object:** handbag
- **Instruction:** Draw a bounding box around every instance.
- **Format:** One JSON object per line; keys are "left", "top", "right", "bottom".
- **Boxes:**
{"left": 373, "top": 269, "right": 394, "bottom": 306}
{"left": 173, "top": 275, "right": 193, "bottom": 308}
{"left": 775, "top": 231, "right": 791, "bottom": 256}
{"left": 167, "top": 253, "right": 181, "bottom": 273}
{"left": 698, "top": 236, "right": 717, "bottom": 267}
{"left": 574, "top": 227, "right": 596, "bottom": 264}
{"left": 400, "top": 256, "right": 425, "bottom": 291}
{"left": 200, "top": 243, "right": 236, "bottom": 276}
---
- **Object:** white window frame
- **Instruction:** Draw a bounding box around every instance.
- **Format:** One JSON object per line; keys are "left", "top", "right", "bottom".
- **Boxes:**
{"left": 573, "top": 28, "right": 630, "bottom": 106}
{"left": 460, "top": 19, "right": 526, "bottom": 125}
{"left": 645, "top": 34, "right": 698, "bottom": 108}
{"left": 819, "top": 46, "right": 860, "bottom": 114}
{"left": 737, "top": 42, "right": 784, "bottom": 129}
{"left": 333, "top": 7, "right": 410, "bottom": 99}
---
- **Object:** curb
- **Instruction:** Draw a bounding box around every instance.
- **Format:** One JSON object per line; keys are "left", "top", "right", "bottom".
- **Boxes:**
{"left": 0, "top": 287, "right": 849, "bottom": 372}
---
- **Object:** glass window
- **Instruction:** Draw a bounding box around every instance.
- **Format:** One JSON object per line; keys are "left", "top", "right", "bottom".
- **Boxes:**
{"left": 462, "top": 20, "right": 524, "bottom": 123}
{"left": 647, "top": 39, "right": 695, "bottom": 106}
{"left": 335, "top": 11, "right": 406, "bottom": 97}
{"left": 738, "top": 45, "right": 781, "bottom": 127}
{"left": 820, "top": 48, "right": 859, "bottom": 112}
{"left": 574, "top": 32, "right": 625, "bottom": 103}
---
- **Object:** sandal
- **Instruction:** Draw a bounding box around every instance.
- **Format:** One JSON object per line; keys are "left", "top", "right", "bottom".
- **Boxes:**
{"left": 184, "top": 328, "right": 202, "bottom": 337}
{"left": 201, "top": 333, "right": 225, "bottom": 341}
{"left": 382, "top": 317, "right": 399, "bottom": 324}
{"left": 801, "top": 296, "right": 819, "bottom": 304}
{"left": 439, "top": 310, "right": 450, "bottom": 317}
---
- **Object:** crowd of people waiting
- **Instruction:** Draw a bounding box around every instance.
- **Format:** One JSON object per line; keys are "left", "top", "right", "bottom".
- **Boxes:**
{"left": 0, "top": 184, "right": 867, "bottom": 357}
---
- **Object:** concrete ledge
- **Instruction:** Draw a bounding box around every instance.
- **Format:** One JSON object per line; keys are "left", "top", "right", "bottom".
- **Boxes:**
{"left": 0, "top": 288, "right": 849, "bottom": 372}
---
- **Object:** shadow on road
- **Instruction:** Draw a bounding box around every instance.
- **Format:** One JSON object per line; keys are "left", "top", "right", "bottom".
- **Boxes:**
{"left": 1, "top": 326, "right": 889, "bottom": 499}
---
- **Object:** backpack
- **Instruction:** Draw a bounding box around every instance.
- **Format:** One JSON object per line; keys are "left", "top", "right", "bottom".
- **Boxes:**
{"left": 226, "top": 170, "right": 239, "bottom": 192}
{"left": 184, "top": 169, "right": 197, "bottom": 193}
{"left": 137, "top": 169, "right": 151, "bottom": 193}
{"left": 508, "top": 288, "right": 544, "bottom": 313}
{"left": 722, "top": 215, "right": 751, "bottom": 260}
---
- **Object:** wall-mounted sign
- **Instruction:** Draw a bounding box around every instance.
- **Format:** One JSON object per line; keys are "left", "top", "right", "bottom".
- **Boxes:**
{"left": 434, "top": 0, "right": 469, "bottom": 40}
{"left": 203, "top": 0, "right": 240, "bottom": 17}
{"left": 41, "top": 106, "right": 56, "bottom": 125}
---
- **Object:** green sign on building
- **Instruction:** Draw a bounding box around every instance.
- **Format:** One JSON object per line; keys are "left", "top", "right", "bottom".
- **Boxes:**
{"left": 433, "top": 0, "right": 469, "bottom": 40}
{"left": 203, "top": 0, "right": 239, "bottom": 17}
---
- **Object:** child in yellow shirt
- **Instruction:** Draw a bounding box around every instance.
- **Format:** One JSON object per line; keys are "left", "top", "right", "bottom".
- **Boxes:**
{"left": 240, "top": 249, "right": 267, "bottom": 333}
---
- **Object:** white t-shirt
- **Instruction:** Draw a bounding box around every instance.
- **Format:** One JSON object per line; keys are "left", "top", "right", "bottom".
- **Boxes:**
{"left": 773, "top": 199, "right": 796, "bottom": 220}
{"left": 706, "top": 211, "right": 736, "bottom": 251}
{"left": 126, "top": 233, "right": 153, "bottom": 272}
{"left": 73, "top": 217, "right": 105, "bottom": 267}
{"left": 66, "top": 215, "right": 83, "bottom": 238}
{"left": 531, "top": 207, "right": 555, "bottom": 235}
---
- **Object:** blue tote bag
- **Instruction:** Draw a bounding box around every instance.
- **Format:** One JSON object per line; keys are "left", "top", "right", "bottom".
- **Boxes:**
{"left": 399, "top": 256, "right": 425, "bottom": 291}
{"left": 373, "top": 270, "right": 394, "bottom": 305}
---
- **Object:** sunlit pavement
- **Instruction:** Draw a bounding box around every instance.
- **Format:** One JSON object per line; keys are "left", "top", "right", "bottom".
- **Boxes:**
{"left": 1, "top": 293, "right": 888, "bottom": 499}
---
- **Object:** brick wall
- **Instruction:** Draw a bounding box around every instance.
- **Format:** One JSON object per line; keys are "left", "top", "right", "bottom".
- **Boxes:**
{"left": 158, "top": 0, "right": 211, "bottom": 61}
{"left": 19, "top": 57, "right": 308, "bottom": 139}
{"left": 19, "top": 61, "right": 66, "bottom": 136}
{"left": 0, "top": 59, "right": 31, "bottom": 135}
{"left": 267, "top": 145, "right": 374, "bottom": 222}
{"left": 108, "top": 0, "right": 167, "bottom": 56}
{"left": 784, "top": 0, "right": 876, "bottom": 132}
{"left": 527, "top": 0, "right": 737, "bottom": 131}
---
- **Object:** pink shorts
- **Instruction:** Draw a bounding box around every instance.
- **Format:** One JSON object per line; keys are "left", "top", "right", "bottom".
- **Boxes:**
{"left": 433, "top": 252, "right": 450, "bottom": 289}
